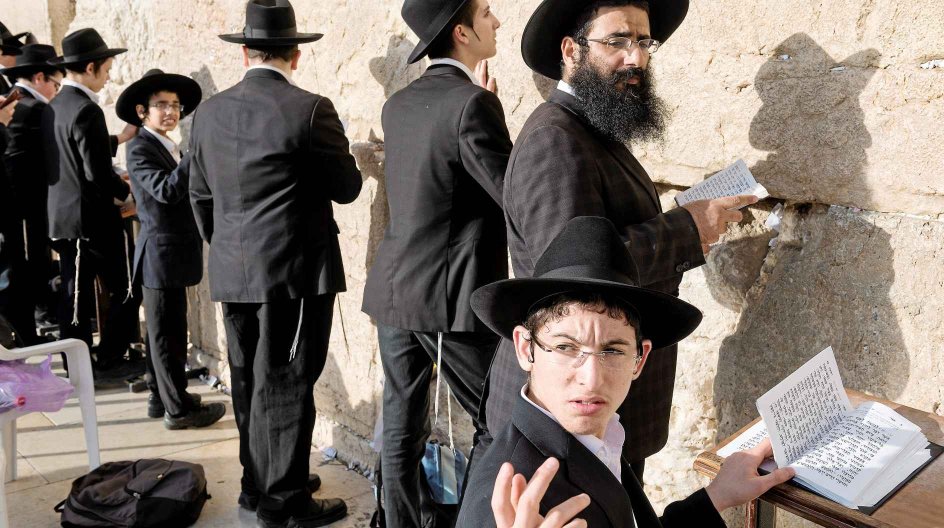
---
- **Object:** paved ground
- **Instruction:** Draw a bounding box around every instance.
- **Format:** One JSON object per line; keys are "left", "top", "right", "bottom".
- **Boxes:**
{"left": 5, "top": 363, "right": 374, "bottom": 527}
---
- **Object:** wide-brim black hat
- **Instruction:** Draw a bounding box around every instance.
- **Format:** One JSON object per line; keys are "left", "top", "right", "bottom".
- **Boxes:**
{"left": 522, "top": 0, "right": 689, "bottom": 80}
{"left": 116, "top": 69, "right": 202, "bottom": 125}
{"left": 0, "top": 44, "right": 62, "bottom": 78}
{"left": 49, "top": 28, "right": 126, "bottom": 66}
{"left": 402, "top": 0, "right": 473, "bottom": 64}
{"left": 219, "top": 0, "right": 323, "bottom": 45}
{"left": 471, "top": 216, "right": 702, "bottom": 349}
{"left": 0, "top": 21, "right": 28, "bottom": 55}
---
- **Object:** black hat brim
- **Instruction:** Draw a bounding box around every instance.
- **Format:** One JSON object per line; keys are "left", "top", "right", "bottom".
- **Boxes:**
{"left": 406, "top": 0, "right": 473, "bottom": 64}
{"left": 522, "top": 0, "right": 689, "bottom": 80}
{"left": 116, "top": 72, "right": 202, "bottom": 125}
{"left": 0, "top": 61, "right": 63, "bottom": 78}
{"left": 48, "top": 47, "right": 127, "bottom": 66}
{"left": 471, "top": 276, "right": 702, "bottom": 350}
{"left": 0, "top": 44, "right": 23, "bottom": 55}
{"left": 217, "top": 33, "right": 323, "bottom": 45}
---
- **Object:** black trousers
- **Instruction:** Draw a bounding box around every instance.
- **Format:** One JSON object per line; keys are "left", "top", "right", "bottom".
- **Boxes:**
{"left": 22, "top": 210, "right": 55, "bottom": 322}
{"left": 52, "top": 229, "right": 141, "bottom": 365}
{"left": 143, "top": 286, "right": 191, "bottom": 417}
{"left": 377, "top": 323, "right": 498, "bottom": 528}
{"left": 222, "top": 294, "right": 335, "bottom": 515}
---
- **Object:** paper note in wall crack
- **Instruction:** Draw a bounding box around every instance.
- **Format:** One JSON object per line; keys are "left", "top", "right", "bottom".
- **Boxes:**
{"left": 675, "top": 159, "right": 769, "bottom": 207}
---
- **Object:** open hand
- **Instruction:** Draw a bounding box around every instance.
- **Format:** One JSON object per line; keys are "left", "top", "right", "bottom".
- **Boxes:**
{"left": 0, "top": 97, "right": 17, "bottom": 126}
{"left": 492, "top": 458, "right": 590, "bottom": 528}
{"left": 705, "top": 438, "right": 795, "bottom": 512}
{"left": 475, "top": 60, "right": 498, "bottom": 94}
{"left": 116, "top": 123, "right": 138, "bottom": 144}
{"left": 681, "top": 194, "right": 759, "bottom": 253}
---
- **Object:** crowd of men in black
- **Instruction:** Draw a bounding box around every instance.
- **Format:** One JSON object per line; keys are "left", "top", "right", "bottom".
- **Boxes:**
{"left": 0, "top": 1, "right": 792, "bottom": 527}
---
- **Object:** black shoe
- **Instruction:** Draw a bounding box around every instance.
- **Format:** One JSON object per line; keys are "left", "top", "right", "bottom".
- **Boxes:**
{"left": 163, "top": 402, "right": 226, "bottom": 430}
{"left": 147, "top": 392, "right": 203, "bottom": 419}
{"left": 93, "top": 357, "right": 146, "bottom": 384}
{"left": 256, "top": 497, "right": 347, "bottom": 528}
{"left": 239, "top": 475, "right": 322, "bottom": 512}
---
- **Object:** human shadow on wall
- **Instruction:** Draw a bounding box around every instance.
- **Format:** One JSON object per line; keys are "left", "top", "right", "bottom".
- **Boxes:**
{"left": 709, "top": 33, "right": 909, "bottom": 442}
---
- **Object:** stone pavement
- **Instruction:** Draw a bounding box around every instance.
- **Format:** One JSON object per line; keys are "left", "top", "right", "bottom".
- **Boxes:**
{"left": 6, "top": 366, "right": 374, "bottom": 527}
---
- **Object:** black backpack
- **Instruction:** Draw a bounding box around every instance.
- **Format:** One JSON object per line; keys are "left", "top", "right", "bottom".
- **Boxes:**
{"left": 55, "top": 459, "right": 209, "bottom": 527}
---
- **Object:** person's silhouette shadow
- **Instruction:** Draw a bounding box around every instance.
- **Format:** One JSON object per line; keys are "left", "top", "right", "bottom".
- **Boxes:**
{"left": 709, "top": 34, "right": 909, "bottom": 442}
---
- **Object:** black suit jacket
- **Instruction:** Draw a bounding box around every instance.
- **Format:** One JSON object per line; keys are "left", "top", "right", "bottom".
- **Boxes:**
{"left": 188, "top": 68, "right": 362, "bottom": 302}
{"left": 126, "top": 129, "right": 202, "bottom": 289}
{"left": 3, "top": 88, "right": 48, "bottom": 227}
{"left": 486, "top": 89, "right": 705, "bottom": 461}
{"left": 362, "top": 64, "right": 511, "bottom": 332}
{"left": 458, "top": 395, "right": 725, "bottom": 528}
{"left": 42, "top": 85, "right": 128, "bottom": 240}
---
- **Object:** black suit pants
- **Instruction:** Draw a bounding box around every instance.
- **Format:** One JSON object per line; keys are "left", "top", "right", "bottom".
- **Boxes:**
{"left": 143, "top": 286, "right": 190, "bottom": 417}
{"left": 52, "top": 229, "right": 141, "bottom": 365}
{"left": 222, "top": 294, "right": 335, "bottom": 514}
{"left": 377, "top": 323, "right": 498, "bottom": 528}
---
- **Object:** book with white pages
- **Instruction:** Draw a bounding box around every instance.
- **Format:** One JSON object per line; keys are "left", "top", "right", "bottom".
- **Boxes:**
{"left": 717, "top": 347, "right": 941, "bottom": 513}
{"left": 674, "top": 159, "right": 769, "bottom": 207}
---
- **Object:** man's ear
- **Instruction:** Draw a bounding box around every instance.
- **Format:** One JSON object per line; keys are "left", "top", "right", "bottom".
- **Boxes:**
{"left": 561, "top": 37, "right": 578, "bottom": 79}
{"left": 512, "top": 325, "right": 535, "bottom": 373}
{"left": 241, "top": 46, "right": 251, "bottom": 68}
{"left": 290, "top": 49, "right": 301, "bottom": 71}
{"left": 135, "top": 104, "right": 147, "bottom": 123}
{"left": 632, "top": 339, "right": 653, "bottom": 380}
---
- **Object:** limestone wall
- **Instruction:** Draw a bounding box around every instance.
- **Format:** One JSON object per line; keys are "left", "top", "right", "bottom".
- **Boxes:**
{"left": 5, "top": 1, "right": 943, "bottom": 525}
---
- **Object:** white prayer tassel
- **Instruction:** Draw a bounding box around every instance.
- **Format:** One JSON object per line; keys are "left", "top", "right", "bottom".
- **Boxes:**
{"left": 71, "top": 240, "right": 82, "bottom": 326}
{"left": 434, "top": 332, "right": 443, "bottom": 425}
{"left": 122, "top": 229, "right": 133, "bottom": 303}
{"left": 289, "top": 298, "right": 305, "bottom": 362}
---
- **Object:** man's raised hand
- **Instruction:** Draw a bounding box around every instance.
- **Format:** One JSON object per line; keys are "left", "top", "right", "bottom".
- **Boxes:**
{"left": 705, "top": 438, "right": 796, "bottom": 512}
{"left": 492, "top": 458, "right": 590, "bottom": 528}
{"left": 475, "top": 59, "right": 498, "bottom": 95}
{"left": 681, "top": 194, "right": 759, "bottom": 252}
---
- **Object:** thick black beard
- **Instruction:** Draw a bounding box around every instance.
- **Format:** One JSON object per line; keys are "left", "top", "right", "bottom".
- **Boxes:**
{"left": 568, "top": 54, "right": 669, "bottom": 144}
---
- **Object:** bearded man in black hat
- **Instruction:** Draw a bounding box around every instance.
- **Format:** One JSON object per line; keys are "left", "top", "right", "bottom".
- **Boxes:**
{"left": 187, "top": 1, "right": 361, "bottom": 526}
{"left": 42, "top": 28, "right": 141, "bottom": 378}
{"left": 116, "top": 69, "right": 226, "bottom": 430}
{"left": 2, "top": 44, "right": 65, "bottom": 338}
{"left": 0, "top": 21, "right": 30, "bottom": 93}
{"left": 457, "top": 216, "right": 793, "bottom": 528}
{"left": 485, "top": 0, "right": 761, "bottom": 481}
{"left": 360, "top": 0, "right": 511, "bottom": 525}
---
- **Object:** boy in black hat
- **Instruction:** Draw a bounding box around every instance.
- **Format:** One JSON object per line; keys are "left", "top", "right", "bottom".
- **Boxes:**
{"left": 486, "top": 0, "right": 762, "bottom": 482}
{"left": 188, "top": 1, "right": 361, "bottom": 526}
{"left": 2, "top": 44, "right": 64, "bottom": 337}
{"left": 41, "top": 28, "right": 141, "bottom": 378}
{"left": 361, "top": 0, "right": 511, "bottom": 525}
{"left": 458, "top": 217, "right": 794, "bottom": 527}
{"left": 116, "top": 69, "right": 226, "bottom": 429}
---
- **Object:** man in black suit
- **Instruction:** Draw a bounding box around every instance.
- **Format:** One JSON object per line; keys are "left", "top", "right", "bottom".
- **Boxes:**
{"left": 458, "top": 217, "right": 794, "bottom": 528}
{"left": 2, "top": 44, "right": 64, "bottom": 337}
{"left": 117, "top": 69, "right": 226, "bottom": 429}
{"left": 188, "top": 2, "right": 361, "bottom": 526}
{"left": 0, "top": 21, "right": 29, "bottom": 93}
{"left": 0, "top": 94, "right": 23, "bottom": 340}
{"left": 42, "top": 28, "right": 140, "bottom": 377}
{"left": 486, "top": 0, "right": 760, "bottom": 480}
{"left": 360, "top": 0, "right": 511, "bottom": 525}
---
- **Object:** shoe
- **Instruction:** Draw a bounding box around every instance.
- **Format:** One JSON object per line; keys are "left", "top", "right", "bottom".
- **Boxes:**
{"left": 256, "top": 497, "right": 347, "bottom": 528}
{"left": 147, "top": 392, "right": 203, "bottom": 419}
{"left": 163, "top": 402, "right": 226, "bottom": 430}
{"left": 93, "top": 357, "right": 146, "bottom": 383}
{"left": 238, "top": 475, "right": 322, "bottom": 512}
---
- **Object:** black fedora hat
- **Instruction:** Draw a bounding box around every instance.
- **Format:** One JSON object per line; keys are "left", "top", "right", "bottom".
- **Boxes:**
{"left": 116, "top": 69, "right": 202, "bottom": 125}
{"left": 0, "top": 44, "right": 62, "bottom": 79}
{"left": 402, "top": 0, "right": 473, "bottom": 64}
{"left": 49, "top": 28, "right": 127, "bottom": 66}
{"left": 522, "top": 0, "right": 689, "bottom": 80}
{"left": 471, "top": 216, "right": 702, "bottom": 349}
{"left": 219, "top": 0, "right": 323, "bottom": 45}
{"left": 0, "top": 21, "right": 29, "bottom": 55}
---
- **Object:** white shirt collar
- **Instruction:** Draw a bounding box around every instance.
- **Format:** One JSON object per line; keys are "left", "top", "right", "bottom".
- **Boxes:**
{"left": 13, "top": 82, "right": 49, "bottom": 104}
{"left": 61, "top": 78, "right": 99, "bottom": 104}
{"left": 556, "top": 80, "right": 576, "bottom": 96}
{"left": 247, "top": 64, "right": 295, "bottom": 85}
{"left": 520, "top": 385, "right": 625, "bottom": 483}
{"left": 142, "top": 126, "right": 180, "bottom": 161}
{"left": 428, "top": 58, "right": 479, "bottom": 86}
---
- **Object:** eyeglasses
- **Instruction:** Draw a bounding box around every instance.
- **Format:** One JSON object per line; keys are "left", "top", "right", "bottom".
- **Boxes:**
{"left": 149, "top": 102, "right": 184, "bottom": 113}
{"left": 527, "top": 333, "right": 640, "bottom": 371}
{"left": 576, "top": 36, "right": 661, "bottom": 55}
{"left": 49, "top": 77, "right": 61, "bottom": 92}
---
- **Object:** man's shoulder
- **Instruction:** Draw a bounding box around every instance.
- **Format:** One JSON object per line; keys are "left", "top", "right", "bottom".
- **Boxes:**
{"left": 387, "top": 72, "right": 490, "bottom": 115}
{"left": 519, "top": 100, "right": 583, "bottom": 137}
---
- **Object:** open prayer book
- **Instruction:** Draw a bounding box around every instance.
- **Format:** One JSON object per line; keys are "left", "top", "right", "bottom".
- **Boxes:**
{"left": 674, "top": 159, "right": 769, "bottom": 207}
{"left": 717, "top": 347, "right": 938, "bottom": 511}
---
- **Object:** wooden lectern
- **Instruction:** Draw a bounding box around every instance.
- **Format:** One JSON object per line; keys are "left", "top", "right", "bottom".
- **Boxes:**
{"left": 694, "top": 390, "right": 944, "bottom": 528}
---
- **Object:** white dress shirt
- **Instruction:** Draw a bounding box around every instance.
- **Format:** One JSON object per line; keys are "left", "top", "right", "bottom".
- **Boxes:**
{"left": 428, "top": 58, "right": 480, "bottom": 86}
{"left": 13, "top": 81, "right": 49, "bottom": 104}
{"left": 556, "top": 79, "right": 576, "bottom": 96}
{"left": 61, "top": 78, "right": 99, "bottom": 104}
{"left": 143, "top": 126, "right": 180, "bottom": 162}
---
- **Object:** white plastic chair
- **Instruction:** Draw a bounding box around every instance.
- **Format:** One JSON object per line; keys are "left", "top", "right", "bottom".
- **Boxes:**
{"left": 0, "top": 339, "right": 101, "bottom": 525}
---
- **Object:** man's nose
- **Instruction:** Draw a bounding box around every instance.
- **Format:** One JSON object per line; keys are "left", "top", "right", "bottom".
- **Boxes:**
{"left": 622, "top": 44, "right": 647, "bottom": 69}
{"left": 574, "top": 354, "right": 605, "bottom": 387}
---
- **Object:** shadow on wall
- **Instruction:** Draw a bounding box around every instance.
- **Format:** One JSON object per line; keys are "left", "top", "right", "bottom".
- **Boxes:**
{"left": 709, "top": 34, "right": 908, "bottom": 442}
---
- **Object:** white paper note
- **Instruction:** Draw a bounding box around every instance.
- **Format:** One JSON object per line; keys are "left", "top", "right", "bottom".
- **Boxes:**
{"left": 675, "top": 159, "right": 770, "bottom": 207}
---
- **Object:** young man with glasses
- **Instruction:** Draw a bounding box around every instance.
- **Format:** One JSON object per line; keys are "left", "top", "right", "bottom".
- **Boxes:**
{"left": 458, "top": 217, "right": 794, "bottom": 528}
{"left": 116, "top": 69, "right": 226, "bottom": 430}
{"left": 361, "top": 0, "right": 512, "bottom": 525}
{"left": 2, "top": 44, "right": 65, "bottom": 339}
{"left": 485, "top": 0, "right": 759, "bottom": 482}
